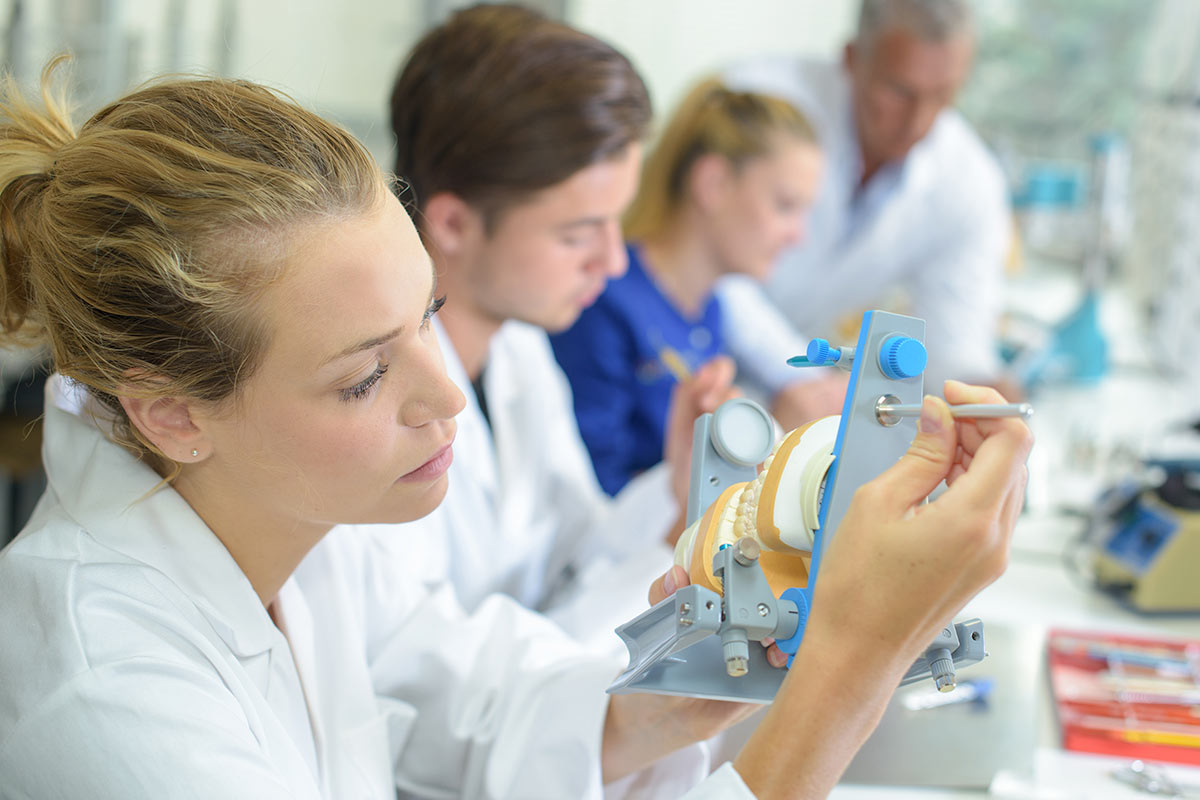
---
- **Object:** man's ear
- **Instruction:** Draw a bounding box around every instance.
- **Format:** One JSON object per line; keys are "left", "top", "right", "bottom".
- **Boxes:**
{"left": 421, "top": 192, "right": 486, "bottom": 259}
{"left": 119, "top": 394, "right": 211, "bottom": 463}
{"left": 844, "top": 41, "right": 857, "bottom": 73}
{"left": 689, "top": 153, "right": 734, "bottom": 215}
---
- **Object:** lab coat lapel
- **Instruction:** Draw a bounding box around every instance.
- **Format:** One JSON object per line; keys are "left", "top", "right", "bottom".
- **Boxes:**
{"left": 271, "top": 579, "right": 325, "bottom": 787}
{"left": 818, "top": 132, "right": 941, "bottom": 312}
{"left": 435, "top": 317, "right": 499, "bottom": 507}
{"left": 290, "top": 531, "right": 405, "bottom": 797}
{"left": 486, "top": 322, "right": 539, "bottom": 539}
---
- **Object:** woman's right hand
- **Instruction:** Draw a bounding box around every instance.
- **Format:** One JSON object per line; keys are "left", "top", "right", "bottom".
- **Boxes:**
{"left": 810, "top": 379, "right": 1032, "bottom": 655}
{"left": 734, "top": 379, "right": 1033, "bottom": 798}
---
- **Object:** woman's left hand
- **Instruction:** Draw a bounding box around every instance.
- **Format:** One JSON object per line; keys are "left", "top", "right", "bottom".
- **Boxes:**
{"left": 662, "top": 356, "right": 738, "bottom": 538}
{"left": 601, "top": 563, "right": 782, "bottom": 783}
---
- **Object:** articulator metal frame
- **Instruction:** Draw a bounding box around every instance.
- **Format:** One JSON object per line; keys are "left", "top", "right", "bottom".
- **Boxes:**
{"left": 608, "top": 310, "right": 987, "bottom": 703}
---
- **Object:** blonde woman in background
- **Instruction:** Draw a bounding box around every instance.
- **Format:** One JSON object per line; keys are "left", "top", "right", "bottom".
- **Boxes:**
{"left": 551, "top": 79, "right": 846, "bottom": 496}
{"left": 0, "top": 57, "right": 1033, "bottom": 799}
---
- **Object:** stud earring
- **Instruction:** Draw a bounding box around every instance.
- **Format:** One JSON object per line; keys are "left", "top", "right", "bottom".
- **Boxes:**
{"left": 191, "top": 449, "right": 199, "bottom": 458}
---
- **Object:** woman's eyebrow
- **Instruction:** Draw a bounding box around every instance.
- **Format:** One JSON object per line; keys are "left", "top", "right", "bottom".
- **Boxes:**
{"left": 322, "top": 263, "right": 437, "bottom": 367}
{"left": 324, "top": 325, "right": 406, "bottom": 366}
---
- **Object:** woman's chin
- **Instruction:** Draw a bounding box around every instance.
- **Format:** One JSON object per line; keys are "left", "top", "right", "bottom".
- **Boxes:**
{"left": 401, "top": 474, "right": 451, "bottom": 522}
{"left": 358, "top": 474, "right": 452, "bottom": 526}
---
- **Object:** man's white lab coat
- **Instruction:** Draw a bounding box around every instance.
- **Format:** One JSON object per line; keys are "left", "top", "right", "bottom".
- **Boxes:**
{"left": 719, "top": 57, "right": 1011, "bottom": 393}
{"left": 0, "top": 378, "right": 752, "bottom": 798}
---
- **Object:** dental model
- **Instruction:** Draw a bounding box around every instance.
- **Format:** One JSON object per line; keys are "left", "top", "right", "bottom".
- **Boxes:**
{"left": 673, "top": 415, "right": 841, "bottom": 597}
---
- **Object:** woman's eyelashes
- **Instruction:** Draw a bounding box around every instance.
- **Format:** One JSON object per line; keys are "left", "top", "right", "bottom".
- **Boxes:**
{"left": 340, "top": 363, "right": 389, "bottom": 402}
{"left": 340, "top": 296, "right": 444, "bottom": 402}
{"left": 421, "top": 295, "right": 446, "bottom": 329}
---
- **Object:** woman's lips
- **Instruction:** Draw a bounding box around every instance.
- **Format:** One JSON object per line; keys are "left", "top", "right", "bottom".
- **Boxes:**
{"left": 398, "top": 442, "right": 454, "bottom": 482}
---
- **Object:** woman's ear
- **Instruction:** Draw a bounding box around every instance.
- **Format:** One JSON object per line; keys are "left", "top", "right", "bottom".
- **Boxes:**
{"left": 119, "top": 395, "right": 211, "bottom": 463}
{"left": 689, "top": 153, "right": 734, "bottom": 215}
{"left": 422, "top": 192, "right": 486, "bottom": 259}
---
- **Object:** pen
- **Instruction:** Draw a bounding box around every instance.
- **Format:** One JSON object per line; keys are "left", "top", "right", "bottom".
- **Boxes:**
{"left": 658, "top": 346, "right": 693, "bottom": 382}
{"left": 1120, "top": 729, "right": 1200, "bottom": 749}
{"left": 1085, "top": 644, "right": 1192, "bottom": 672}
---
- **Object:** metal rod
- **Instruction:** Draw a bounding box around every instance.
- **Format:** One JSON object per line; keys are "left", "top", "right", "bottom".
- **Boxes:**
{"left": 877, "top": 403, "right": 1034, "bottom": 420}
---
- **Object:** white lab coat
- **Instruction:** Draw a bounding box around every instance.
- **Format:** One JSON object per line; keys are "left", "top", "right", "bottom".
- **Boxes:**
{"left": 0, "top": 377, "right": 753, "bottom": 799}
{"left": 362, "top": 319, "right": 680, "bottom": 650}
{"left": 719, "top": 57, "right": 1011, "bottom": 392}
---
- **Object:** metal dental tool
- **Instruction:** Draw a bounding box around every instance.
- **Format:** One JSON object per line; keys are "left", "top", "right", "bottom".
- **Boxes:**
{"left": 875, "top": 398, "right": 1034, "bottom": 426}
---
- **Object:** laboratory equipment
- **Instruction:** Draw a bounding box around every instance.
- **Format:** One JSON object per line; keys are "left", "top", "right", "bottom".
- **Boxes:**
{"left": 1090, "top": 458, "right": 1200, "bottom": 613}
{"left": 1011, "top": 134, "right": 1128, "bottom": 389}
{"left": 609, "top": 310, "right": 1028, "bottom": 702}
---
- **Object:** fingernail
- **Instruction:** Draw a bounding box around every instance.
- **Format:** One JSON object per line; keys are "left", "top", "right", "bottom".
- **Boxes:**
{"left": 663, "top": 570, "right": 678, "bottom": 596}
{"left": 918, "top": 396, "right": 942, "bottom": 434}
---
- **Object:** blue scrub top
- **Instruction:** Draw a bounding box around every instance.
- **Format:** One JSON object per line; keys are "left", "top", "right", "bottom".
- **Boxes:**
{"left": 550, "top": 244, "right": 724, "bottom": 496}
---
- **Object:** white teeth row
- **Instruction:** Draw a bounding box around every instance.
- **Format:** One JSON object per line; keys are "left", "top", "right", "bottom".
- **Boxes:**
{"left": 714, "top": 487, "right": 742, "bottom": 550}
{"left": 731, "top": 436, "right": 785, "bottom": 544}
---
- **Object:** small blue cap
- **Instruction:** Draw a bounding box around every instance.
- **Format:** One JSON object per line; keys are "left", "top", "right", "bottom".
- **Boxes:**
{"left": 879, "top": 336, "right": 927, "bottom": 380}
{"left": 806, "top": 338, "right": 839, "bottom": 365}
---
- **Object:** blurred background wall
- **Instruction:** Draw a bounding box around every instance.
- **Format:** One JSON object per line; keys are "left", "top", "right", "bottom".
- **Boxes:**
{"left": 0, "top": 0, "right": 860, "bottom": 165}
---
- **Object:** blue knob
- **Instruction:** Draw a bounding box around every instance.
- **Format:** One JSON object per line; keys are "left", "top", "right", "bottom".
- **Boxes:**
{"left": 775, "top": 586, "right": 811, "bottom": 667}
{"left": 806, "top": 338, "right": 840, "bottom": 365}
{"left": 878, "top": 336, "right": 927, "bottom": 380}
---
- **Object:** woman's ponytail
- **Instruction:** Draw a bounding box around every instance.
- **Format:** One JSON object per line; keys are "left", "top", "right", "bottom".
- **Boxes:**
{"left": 0, "top": 55, "right": 75, "bottom": 345}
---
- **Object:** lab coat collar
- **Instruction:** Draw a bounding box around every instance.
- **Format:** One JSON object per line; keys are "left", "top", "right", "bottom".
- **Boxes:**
{"left": 41, "top": 375, "right": 277, "bottom": 658}
{"left": 481, "top": 321, "right": 529, "bottom": 412}
{"left": 434, "top": 316, "right": 498, "bottom": 496}
{"left": 483, "top": 322, "right": 536, "bottom": 524}
{"left": 899, "top": 128, "right": 938, "bottom": 196}
{"left": 432, "top": 315, "right": 526, "bottom": 426}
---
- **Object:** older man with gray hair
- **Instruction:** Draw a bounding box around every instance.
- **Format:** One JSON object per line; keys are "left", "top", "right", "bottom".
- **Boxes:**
{"left": 720, "top": 0, "right": 1017, "bottom": 425}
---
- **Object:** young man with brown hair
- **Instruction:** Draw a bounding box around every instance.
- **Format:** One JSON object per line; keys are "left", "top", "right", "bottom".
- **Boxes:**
{"left": 379, "top": 4, "right": 734, "bottom": 637}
